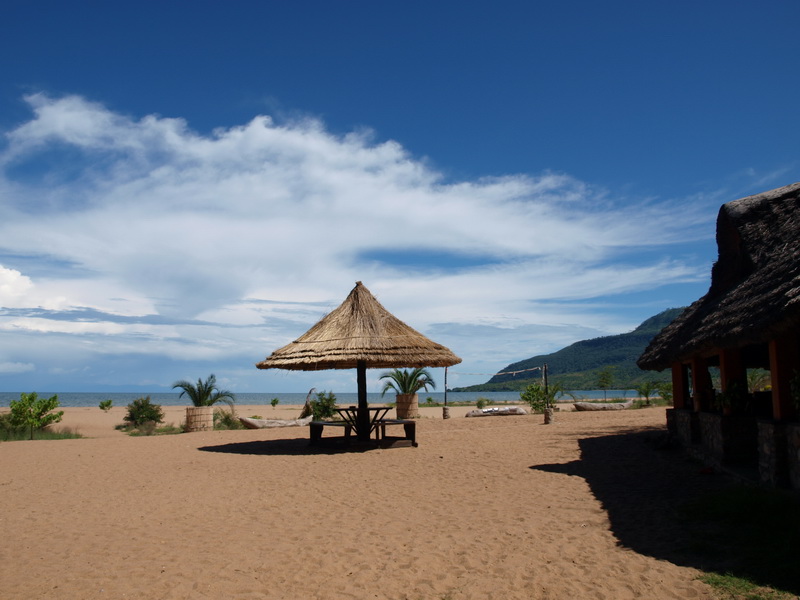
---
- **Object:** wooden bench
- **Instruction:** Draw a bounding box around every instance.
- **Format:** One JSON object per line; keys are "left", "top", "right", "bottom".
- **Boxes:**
{"left": 309, "top": 420, "right": 352, "bottom": 445}
{"left": 309, "top": 418, "right": 417, "bottom": 447}
{"left": 374, "top": 419, "right": 417, "bottom": 447}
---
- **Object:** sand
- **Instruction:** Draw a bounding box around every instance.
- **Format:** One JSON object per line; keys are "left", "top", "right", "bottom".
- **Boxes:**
{"left": 0, "top": 404, "right": 721, "bottom": 599}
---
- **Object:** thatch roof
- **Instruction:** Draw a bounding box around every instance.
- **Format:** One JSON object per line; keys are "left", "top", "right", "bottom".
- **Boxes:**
{"left": 255, "top": 281, "right": 462, "bottom": 371}
{"left": 638, "top": 182, "right": 800, "bottom": 371}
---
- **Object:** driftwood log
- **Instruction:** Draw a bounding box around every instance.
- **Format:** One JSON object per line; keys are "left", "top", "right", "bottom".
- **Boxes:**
{"left": 239, "top": 415, "right": 313, "bottom": 429}
{"left": 465, "top": 406, "right": 528, "bottom": 417}
{"left": 573, "top": 400, "right": 634, "bottom": 411}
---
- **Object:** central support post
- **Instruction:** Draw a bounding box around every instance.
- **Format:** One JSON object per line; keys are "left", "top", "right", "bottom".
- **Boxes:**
{"left": 356, "top": 360, "right": 370, "bottom": 442}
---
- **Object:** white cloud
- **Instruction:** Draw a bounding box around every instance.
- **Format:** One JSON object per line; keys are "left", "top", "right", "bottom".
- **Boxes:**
{"left": 0, "top": 266, "right": 33, "bottom": 305}
{"left": 0, "top": 361, "right": 34, "bottom": 374}
{"left": 0, "top": 94, "right": 716, "bottom": 391}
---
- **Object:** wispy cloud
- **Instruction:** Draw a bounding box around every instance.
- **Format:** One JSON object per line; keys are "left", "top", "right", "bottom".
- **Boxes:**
{"left": 0, "top": 94, "right": 716, "bottom": 391}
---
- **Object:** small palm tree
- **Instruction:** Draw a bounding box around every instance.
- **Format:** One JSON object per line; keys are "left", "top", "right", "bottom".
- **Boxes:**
{"left": 380, "top": 368, "right": 436, "bottom": 419}
{"left": 172, "top": 374, "right": 235, "bottom": 407}
{"left": 379, "top": 367, "right": 436, "bottom": 396}
{"left": 636, "top": 381, "right": 657, "bottom": 406}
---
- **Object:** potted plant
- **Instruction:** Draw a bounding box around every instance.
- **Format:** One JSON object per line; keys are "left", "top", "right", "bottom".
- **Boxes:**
{"left": 379, "top": 367, "right": 435, "bottom": 419}
{"left": 172, "top": 374, "right": 235, "bottom": 432}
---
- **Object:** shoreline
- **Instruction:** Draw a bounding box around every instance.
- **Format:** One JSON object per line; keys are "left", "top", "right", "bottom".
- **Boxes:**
{"left": 53, "top": 403, "right": 542, "bottom": 438}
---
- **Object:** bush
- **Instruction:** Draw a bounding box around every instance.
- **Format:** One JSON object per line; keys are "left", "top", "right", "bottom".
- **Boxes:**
{"left": 270, "top": 397, "right": 280, "bottom": 408}
{"left": 99, "top": 399, "right": 113, "bottom": 412}
{"left": 520, "top": 382, "right": 573, "bottom": 413}
{"left": 520, "top": 383, "right": 549, "bottom": 413}
{"left": 123, "top": 396, "right": 164, "bottom": 428}
{"left": 214, "top": 407, "right": 244, "bottom": 430}
{"left": 0, "top": 411, "right": 23, "bottom": 440}
{"left": 9, "top": 392, "right": 64, "bottom": 440}
{"left": 476, "top": 397, "right": 488, "bottom": 409}
{"left": 310, "top": 390, "right": 337, "bottom": 420}
{"left": 0, "top": 414, "right": 80, "bottom": 441}
{"left": 656, "top": 382, "right": 673, "bottom": 405}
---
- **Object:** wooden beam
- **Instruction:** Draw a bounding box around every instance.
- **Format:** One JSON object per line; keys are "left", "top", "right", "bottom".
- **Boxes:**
{"left": 691, "top": 356, "right": 714, "bottom": 412}
{"left": 671, "top": 362, "right": 688, "bottom": 409}
{"left": 769, "top": 336, "right": 799, "bottom": 421}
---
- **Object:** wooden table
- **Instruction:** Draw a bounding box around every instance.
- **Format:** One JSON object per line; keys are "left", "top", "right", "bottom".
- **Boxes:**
{"left": 309, "top": 406, "right": 418, "bottom": 447}
{"left": 335, "top": 405, "right": 390, "bottom": 438}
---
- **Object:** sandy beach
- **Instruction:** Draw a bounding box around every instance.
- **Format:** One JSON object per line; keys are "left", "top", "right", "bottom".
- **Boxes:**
{"left": 0, "top": 404, "right": 724, "bottom": 599}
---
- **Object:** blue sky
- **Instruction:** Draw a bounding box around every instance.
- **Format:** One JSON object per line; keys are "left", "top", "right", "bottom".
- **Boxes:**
{"left": 1, "top": 1, "right": 798, "bottom": 394}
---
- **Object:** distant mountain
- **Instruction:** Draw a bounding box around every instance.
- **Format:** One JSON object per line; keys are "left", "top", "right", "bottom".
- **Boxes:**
{"left": 452, "top": 308, "right": 684, "bottom": 392}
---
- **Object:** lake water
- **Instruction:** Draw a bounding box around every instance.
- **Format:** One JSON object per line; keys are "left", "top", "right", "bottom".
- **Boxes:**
{"left": 0, "top": 389, "right": 635, "bottom": 408}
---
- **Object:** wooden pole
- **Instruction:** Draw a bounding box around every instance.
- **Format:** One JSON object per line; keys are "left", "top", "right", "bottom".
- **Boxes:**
{"left": 443, "top": 367, "right": 450, "bottom": 419}
{"left": 543, "top": 363, "right": 549, "bottom": 409}
{"left": 357, "top": 360, "right": 369, "bottom": 442}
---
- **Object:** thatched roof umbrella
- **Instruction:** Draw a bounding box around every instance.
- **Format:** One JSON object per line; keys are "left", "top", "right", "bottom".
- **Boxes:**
{"left": 256, "top": 281, "right": 462, "bottom": 441}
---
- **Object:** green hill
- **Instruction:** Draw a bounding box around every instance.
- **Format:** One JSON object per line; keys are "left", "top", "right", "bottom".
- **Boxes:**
{"left": 452, "top": 308, "right": 684, "bottom": 392}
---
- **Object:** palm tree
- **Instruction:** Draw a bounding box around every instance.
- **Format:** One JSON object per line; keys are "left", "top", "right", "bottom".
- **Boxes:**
{"left": 379, "top": 367, "right": 436, "bottom": 396}
{"left": 636, "top": 381, "right": 657, "bottom": 406}
{"left": 172, "top": 374, "right": 235, "bottom": 407}
{"left": 379, "top": 368, "right": 435, "bottom": 419}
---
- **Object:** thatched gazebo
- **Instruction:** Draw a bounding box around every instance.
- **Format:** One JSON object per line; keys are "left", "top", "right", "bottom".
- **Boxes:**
{"left": 256, "top": 281, "right": 462, "bottom": 442}
{"left": 638, "top": 182, "right": 800, "bottom": 487}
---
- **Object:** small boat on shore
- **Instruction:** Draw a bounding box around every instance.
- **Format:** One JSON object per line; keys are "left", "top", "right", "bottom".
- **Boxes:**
{"left": 573, "top": 400, "right": 634, "bottom": 411}
{"left": 238, "top": 415, "right": 313, "bottom": 429}
{"left": 465, "top": 406, "right": 528, "bottom": 417}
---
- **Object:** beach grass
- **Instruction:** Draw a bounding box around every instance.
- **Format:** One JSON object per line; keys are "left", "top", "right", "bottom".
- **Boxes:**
{"left": 0, "top": 426, "right": 82, "bottom": 442}
{"left": 681, "top": 486, "right": 800, "bottom": 598}
{"left": 699, "top": 572, "right": 794, "bottom": 600}
{"left": 115, "top": 422, "right": 183, "bottom": 436}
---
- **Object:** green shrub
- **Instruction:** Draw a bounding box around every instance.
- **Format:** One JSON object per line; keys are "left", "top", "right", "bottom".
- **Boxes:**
{"left": 99, "top": 399, "right": 113, "bottom": 412}
{"left": 1, "top": 421, "right": 81, "bottom": 441}
{"left": 476, "top": 397, "right": 488, "bottom": 409}
{"left": 656, "top": 382, "right": 673, "bottom": 405}
{"left": 0, "top": 411, "right": 20, "bottom": 439}
{"left": 520, "top": 383, "right": 549, "bottom": 413}
{"left": 520, "top": 382, "right": 573, "bottom": 413}
{"left": 310, "top": 390, "right": 337, "bottom": 420}
{"left": 123, "top": 396, "right": 164, "bottom": 428}
{"left": 270, "top": 397, "right": 280, "bottom": 408}
{"left": 9, "top": 392, "right": 64, "bottom": 440}
{"left": 214, "top": 407, "right": 244, "bottom": 430}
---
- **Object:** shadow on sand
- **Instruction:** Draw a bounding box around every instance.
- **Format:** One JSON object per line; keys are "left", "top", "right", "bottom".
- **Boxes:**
{"left": 198, "top": 436, "right": 381, "bottom": 456}
{"left": 530, "top": 427, "right": 800, "bottom": 595}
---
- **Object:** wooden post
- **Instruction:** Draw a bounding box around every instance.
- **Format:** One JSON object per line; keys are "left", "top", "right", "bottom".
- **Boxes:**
{"left": 769, "top": 336, "right": 799, "bottom": 421}
{"left": 691, "top": 356, "right": 714, "bottom": 412}
{"left": 671, "top": 362, "right": 687, "bottom": 409}
{"left": 543, "top": 363, "right": 549, "bottom": 408}
{"left": 356, "top": 360, "right": 370, "bottom": 442}
{"left": 443, "top": 367, "right": 450, "bottom": 419}
{"left": 719, "top": 348, "right": 745, "bottom": 388}
{"left": 719, "top": 347, "right": 747, "bottom": 415}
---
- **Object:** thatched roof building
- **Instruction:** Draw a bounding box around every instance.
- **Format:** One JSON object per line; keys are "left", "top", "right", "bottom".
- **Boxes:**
{"left": 637, "top": 182, "right": 800, "bottom": 488}
{"left": 638, "top": 182, "right": 800, "bottom": 371}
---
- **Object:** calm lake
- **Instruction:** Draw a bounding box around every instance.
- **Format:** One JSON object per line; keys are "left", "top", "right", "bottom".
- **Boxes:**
{"left": 0, "top": 390, "right": 635, "bottom": 408}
